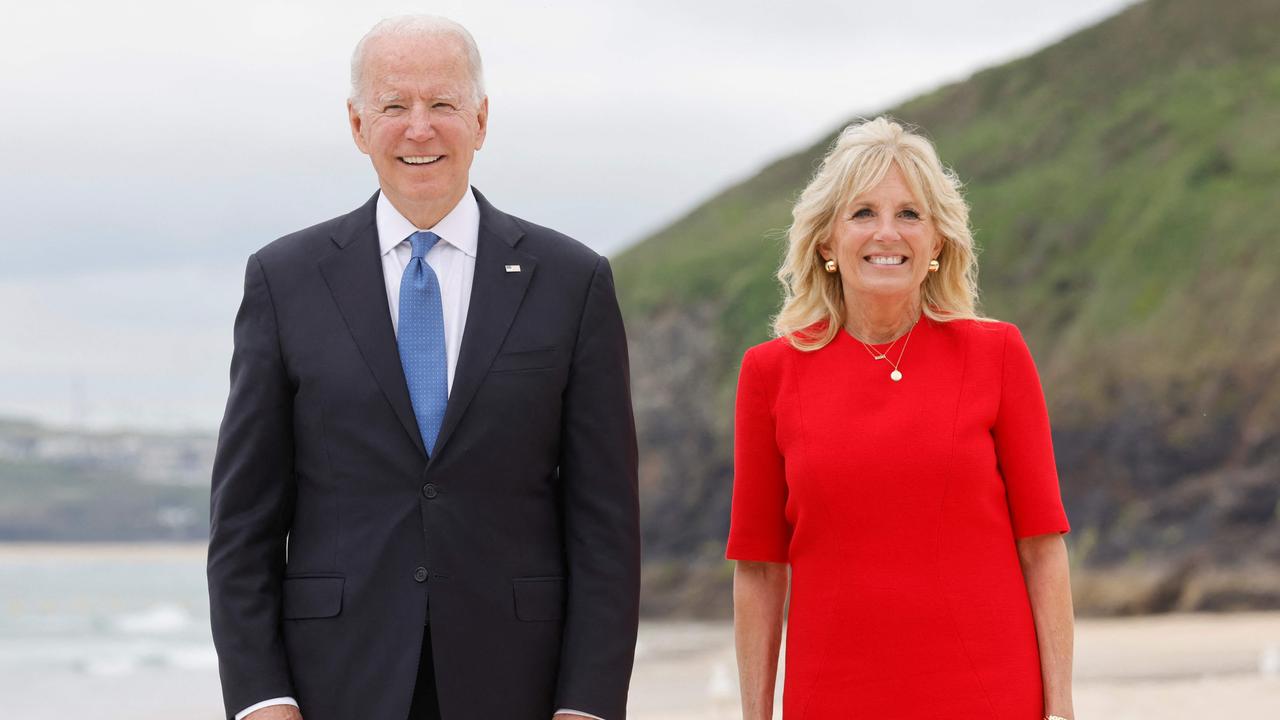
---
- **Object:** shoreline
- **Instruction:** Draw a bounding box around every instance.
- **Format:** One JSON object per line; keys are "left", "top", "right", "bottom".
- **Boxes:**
{"left": 0, "top": 540, "right": 208, "bottom": 559}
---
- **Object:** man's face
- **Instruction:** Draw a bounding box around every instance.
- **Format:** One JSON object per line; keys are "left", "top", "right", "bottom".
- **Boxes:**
{"left": 348, "top": 34, "right": 488, "bottom": 216}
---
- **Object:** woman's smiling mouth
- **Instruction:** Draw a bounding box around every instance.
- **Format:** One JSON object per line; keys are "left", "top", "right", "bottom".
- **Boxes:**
{"left": 864, "top": 254, "right": 907, "bottom": 266}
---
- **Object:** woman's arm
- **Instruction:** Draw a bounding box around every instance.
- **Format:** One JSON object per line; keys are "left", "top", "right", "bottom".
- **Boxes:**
{"left": 733, "top": 560, "right": 789, "bottom": 720}
{"left": 1017, "top": 533, "right": 1075, "bottom": 720}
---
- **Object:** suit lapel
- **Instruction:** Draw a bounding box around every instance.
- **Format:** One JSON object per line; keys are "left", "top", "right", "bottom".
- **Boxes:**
{"left": 429, "top": 189, "right": 536, "bottom": 461}
{"left": 319, "top": 191, "right": 429, "bottom": 459}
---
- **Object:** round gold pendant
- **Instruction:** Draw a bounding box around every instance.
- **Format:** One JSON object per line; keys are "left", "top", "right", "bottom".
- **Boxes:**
{"left": 890, "top": 369, "right": 903, "bottom": 382}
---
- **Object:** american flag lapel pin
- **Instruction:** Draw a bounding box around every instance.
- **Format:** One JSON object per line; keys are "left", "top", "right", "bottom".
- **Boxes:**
{"left": 505, "top": 264, "right": 522, "bottom": 273}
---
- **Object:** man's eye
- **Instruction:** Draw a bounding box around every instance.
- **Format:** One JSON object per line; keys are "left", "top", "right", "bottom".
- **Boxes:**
{"left": 384, "top": 105, "right": 405, "bottom": 111}
{"left": 433, "top": 102, "right": 456, "bottom": 110}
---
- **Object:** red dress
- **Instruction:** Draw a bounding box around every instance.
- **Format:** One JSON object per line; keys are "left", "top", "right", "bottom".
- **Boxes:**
{"left": 727, "top": 317, "right": 1069, "bottom": 719}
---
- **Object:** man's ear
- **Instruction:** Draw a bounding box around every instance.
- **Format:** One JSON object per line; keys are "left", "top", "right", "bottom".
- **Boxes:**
{"left": 348, "top": 100, "right": 370, "bottom": 155}
{"left": 473, "top": 96, "right": 489, "bottom": 150}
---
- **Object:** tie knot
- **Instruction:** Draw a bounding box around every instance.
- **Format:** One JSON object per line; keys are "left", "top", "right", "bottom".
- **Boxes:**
{"left": 409, "top": 231, "right": 441, "bottom": 259}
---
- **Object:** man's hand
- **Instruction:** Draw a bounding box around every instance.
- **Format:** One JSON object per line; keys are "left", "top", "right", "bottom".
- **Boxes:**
{"left": 245, "top": 706, "right": 302, "bottom": 720}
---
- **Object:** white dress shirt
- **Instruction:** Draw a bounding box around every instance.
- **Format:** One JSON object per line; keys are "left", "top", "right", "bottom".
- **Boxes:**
{"left": 378, "top": 187, "right": 478, "bottom": 389}
{"left": 238, "top": 189, "right": 603, "bottom": 720}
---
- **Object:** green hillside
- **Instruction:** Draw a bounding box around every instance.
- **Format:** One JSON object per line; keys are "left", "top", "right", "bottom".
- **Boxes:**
{"left": 615, "top": 0, "right": 1280, "bottom": 616}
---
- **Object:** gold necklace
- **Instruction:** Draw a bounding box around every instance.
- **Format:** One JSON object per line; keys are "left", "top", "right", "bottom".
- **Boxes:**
{"left": 851, "top": 319, "right": 917, "bottom": 382}
{"left": 857, "top": 335, "right": 901, "bottom": 362}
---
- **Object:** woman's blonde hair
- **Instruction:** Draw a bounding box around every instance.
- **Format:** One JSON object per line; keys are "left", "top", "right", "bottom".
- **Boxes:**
{"left": 773, "top": 116, "right": 986, "bottom": 351}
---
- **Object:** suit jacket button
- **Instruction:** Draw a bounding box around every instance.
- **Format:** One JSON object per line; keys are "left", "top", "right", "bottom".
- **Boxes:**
{"left": 414, "top": 567, "right": 428, "bottom": 582}
{"left": 422, "top": 483, "right": 438, "bottom": 499}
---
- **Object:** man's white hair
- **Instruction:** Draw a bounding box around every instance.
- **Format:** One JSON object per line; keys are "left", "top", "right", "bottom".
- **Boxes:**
{"left": 349, "top": 15, "right": 486, "bottom": 109}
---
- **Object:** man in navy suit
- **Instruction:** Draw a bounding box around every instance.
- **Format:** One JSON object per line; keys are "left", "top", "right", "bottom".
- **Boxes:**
{"left": 207, "top": 15, "right": 640, "bottom": 720}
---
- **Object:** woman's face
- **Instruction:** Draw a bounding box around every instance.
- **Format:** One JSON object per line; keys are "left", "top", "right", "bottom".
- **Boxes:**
{"left": 821, "top": 162, "right": 943, "bottom": 306}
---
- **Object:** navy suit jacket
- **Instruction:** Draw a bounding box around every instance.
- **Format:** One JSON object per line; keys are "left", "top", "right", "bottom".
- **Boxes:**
{"left": 207, "top": 188, "right": 640, "bottom": 720}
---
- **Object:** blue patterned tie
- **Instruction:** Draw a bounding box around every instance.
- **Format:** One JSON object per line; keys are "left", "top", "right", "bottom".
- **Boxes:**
{"left": 398, "top": 231, "right": 449, "bottom": 455}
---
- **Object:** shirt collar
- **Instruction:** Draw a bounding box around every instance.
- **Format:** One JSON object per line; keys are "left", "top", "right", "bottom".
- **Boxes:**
{"left": 376, "top": 187, "right": 480, "bottom": 258}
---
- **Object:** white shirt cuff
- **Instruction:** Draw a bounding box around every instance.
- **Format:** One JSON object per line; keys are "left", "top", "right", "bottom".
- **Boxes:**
{"left": 555, "top": 710, "right": 606, "bottom": 720}
{"left": 235, "top": 698, "right": 596, "bottom": 719}
{"left": 236, "top": 697, "right": 299, "bottom": 720}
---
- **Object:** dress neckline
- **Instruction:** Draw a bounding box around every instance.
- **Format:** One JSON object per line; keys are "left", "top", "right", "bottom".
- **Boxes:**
{"left": 838, "top": 313, "right": 929, "bottom": 347}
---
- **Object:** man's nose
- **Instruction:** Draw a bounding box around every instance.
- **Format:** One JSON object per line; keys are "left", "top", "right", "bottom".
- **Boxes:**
{"left": 405, "top": 107, "right": 435, "bottom": 142}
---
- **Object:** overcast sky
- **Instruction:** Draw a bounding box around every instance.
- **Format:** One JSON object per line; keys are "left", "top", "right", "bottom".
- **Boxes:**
{"left": 0, "top": 0, "right": 1134, "bottom": 431}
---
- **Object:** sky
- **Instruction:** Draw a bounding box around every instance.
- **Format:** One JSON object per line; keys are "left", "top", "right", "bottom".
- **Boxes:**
{"left": 0, "top": 0, "right": 1135, "bottom": 431}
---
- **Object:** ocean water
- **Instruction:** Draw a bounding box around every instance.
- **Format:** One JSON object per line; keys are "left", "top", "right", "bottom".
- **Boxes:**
{"left": 0, "top": 544, "right": 741, "bottom": 720}
{"left": 0, "top": 544, "right": 223, "bottom": 718}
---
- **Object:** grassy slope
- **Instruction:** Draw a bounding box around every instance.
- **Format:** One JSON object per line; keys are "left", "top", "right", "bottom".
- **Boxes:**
{"left": 615, "top": 0, "right": 1280, "bottom": 421}
{"left": 614, "top": 0, "right": 1280, "bottom": 612}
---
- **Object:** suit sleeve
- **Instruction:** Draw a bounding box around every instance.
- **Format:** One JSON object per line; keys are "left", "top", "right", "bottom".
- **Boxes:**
{"left": 553, "top": 256, "right": 641, "bottom": 720}
{"left": 992, "top": 323, "right": 1070, "bottom": 539}
{"left": 207, "top": 254, "right": 298, "bottom": 719}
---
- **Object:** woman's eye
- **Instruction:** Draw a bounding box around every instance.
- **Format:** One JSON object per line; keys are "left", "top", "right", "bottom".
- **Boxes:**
{"left": 851, "top": 208, "right": 873, "bottom": 219}
{"left": 900, "top": 209, "right": 921, "bottom": 220}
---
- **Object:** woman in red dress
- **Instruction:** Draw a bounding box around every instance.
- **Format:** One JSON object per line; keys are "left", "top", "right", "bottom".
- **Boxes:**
{"left": 728, "top": 117, "right": 1075, "bottom": 720}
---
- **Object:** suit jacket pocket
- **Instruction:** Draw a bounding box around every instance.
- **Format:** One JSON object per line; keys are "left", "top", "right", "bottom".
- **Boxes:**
{"left": 490, "top": 346, "right": 558, "bottom": 374}
{"left": 282, "top": 575, "right": 345, "bottom": 620}
{"left": 512, "top": 576, "right": 565, "bottom": 622}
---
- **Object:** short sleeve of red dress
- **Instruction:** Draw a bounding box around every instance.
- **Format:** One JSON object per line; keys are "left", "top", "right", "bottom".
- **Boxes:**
{"left": 994, "top": 324, "right": 1071, "bottom": 539}
{"left": 725, "top": 347, "right": 792, "bottom": 562}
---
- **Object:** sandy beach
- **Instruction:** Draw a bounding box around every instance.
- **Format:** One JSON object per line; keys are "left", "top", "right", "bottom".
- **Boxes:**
{"left": 628, "top": 613, "right": 1280, "bottom": 719}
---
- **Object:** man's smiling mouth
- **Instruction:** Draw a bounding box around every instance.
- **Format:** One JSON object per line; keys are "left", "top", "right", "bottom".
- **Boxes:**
{"left": 399, "top": 155, "right": 442, "bottom": 165}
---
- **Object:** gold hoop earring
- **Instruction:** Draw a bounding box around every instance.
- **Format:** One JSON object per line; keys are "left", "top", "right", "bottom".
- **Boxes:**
{"left": 824, "top": 259, "right": 838, "bottom": 273}
{"left": 928, "top": 259, "right": 940, "bottom": 273}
